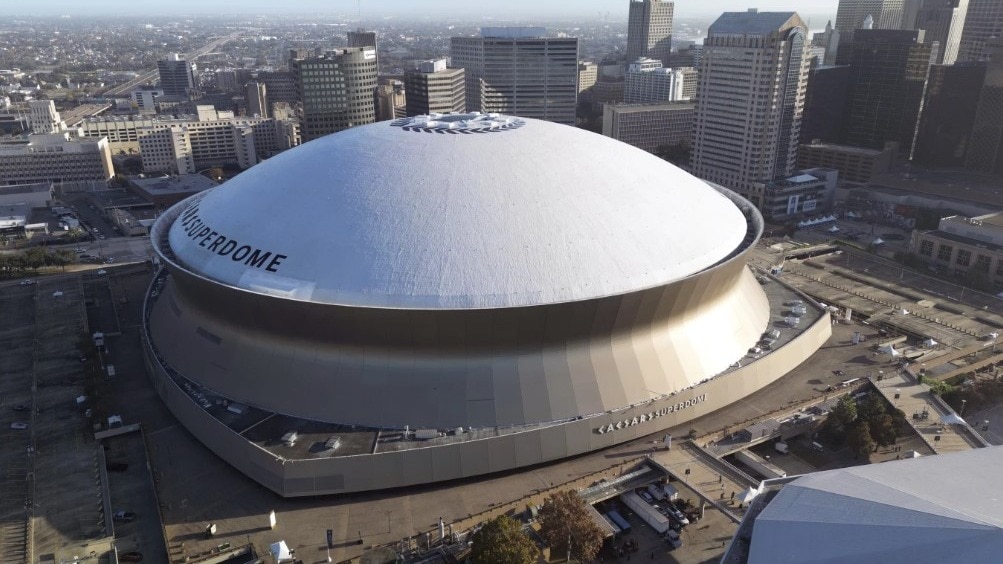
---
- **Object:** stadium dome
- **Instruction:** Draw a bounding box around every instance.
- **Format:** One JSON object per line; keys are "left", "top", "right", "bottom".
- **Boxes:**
{"left": 168, "top": 113, "right": 747, "bottom": 308}
{"left": 142, "top": 113, "right": 831, "bottom": 496}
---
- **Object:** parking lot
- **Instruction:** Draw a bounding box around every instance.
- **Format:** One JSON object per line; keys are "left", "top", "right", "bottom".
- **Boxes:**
{"left": 0, "top": 282, "right": 36, "bottom": 563}
{"left": 594, "top": 480, "right": 737, "bottom": 564}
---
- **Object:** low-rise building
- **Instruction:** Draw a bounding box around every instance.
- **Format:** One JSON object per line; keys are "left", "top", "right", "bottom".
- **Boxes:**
{"left": 0, "top": 133, "right": 114, "bottom": 185}
{"left": 602, "top": 102, "right": 694, "bottom": 153}
{"left": 910, "top": 212, "right": 1003, "bottom": 289}
{"left": 127, "top": 174, "right": 218, "bottom": 209}
{"left": 797, "top": 140, "right": 896, "bottom": 184}
{"left": 758, "top": 167, "right": 839, "bottom": 222}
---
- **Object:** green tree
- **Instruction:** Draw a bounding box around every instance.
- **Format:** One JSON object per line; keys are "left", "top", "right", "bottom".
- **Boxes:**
{"left": 870, "top": 414, "right": 898, "bottom": 447}
{"left": 469, "top": 515, "right": 538, "bottom": 564}
{"left": 848, "top": 421, "right": 875, "bottom": 459}
{"left": 537, "top": 491, "right": 604, "bottom": 562}
{"left": 829, "top": 396, "right": 858, "bottom": 433}
{"left": 857, "top": 394, "right": 886, "bottom": 422}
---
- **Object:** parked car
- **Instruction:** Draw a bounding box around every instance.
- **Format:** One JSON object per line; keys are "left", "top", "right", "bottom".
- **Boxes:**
{"left": 113, "top": 510, "right": 136, "bottom": 523}
{"left": 12, "top": 404, "right": 29, "bottom": 412}
{"left": 10, "top": 422, "right": 28, "bottom": 430}
{"left": 120, "top": 552, "right": 143, "bottom": 562}
{"left": 19, "top": 279, "right": 35, "bottom": 286}
{"left": 97, "top": 270, "right": 107, "bottom": 276}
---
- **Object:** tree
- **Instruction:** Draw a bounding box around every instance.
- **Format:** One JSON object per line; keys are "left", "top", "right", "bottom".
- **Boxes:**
{"left": 469, "top": 515, "right": 538, "bottom": 564}
{"left": 537, "top": 491, "right": 604, "bottom": 562}
{"left": 870, "top": 414, "right": 898, "bottom": 447}
{"left": 847, "top": 421, "right": 875, "bottom": 459}
{"left": 857, "top": 394, "right": 886, "bottom": 422}
{"left": 829, "top": 396, "right": 857, "bottom": 434}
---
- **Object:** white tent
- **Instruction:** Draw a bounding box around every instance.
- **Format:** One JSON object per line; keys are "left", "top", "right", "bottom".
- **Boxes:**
{"left": 924, "top": 338, "right": 938, "bottom": 347}
{"left": 905, "top": 450, "right": 923, "bottom": 458}
{"left": 828, "top": 225, "right": 840, "bottom": 233}
{"left": 270, "top": 541, "right": 293, "bottom": 563}
{"left": 740, "top": 485, "right": 762, "bottom": 504}
{"left": 878, "top": 344, "right": 900, "bottom": 357}
{"left": 872, "top": 237, "right": 885, "bottom": 245}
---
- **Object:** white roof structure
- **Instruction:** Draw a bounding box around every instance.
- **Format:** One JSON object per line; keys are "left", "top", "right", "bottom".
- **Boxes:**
{"left": 747, "top": 446, "right": 1003, "bottom": 564}
{"left": 168, "top": 113, "right": 748, "bottom": 309}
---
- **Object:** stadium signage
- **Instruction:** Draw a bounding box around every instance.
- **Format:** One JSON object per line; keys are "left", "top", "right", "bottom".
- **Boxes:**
{"left": 595, "top": 394, "right": 708, "bottom": 434}
{"left": 179, "top": 204, "right": 288, "bottom": 273}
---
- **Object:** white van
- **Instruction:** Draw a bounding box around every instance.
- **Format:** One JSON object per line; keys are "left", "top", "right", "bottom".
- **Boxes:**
{"left": 665, "top": 529, "right": 683, "bottom": 549}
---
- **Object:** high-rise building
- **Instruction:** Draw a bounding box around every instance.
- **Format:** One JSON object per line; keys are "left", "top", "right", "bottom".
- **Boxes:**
{"left": 347, "top": 29, "right": 379, "bottom": 70}
{"left": 347, "top": 30, "right": 377, "bottom": 49}
{"left": 965, "top": 39, "right": 1003, "bottom": 174}
{"left": 403, "top": 59, "right": 465, "bottom": 116}
{"left": 902, "top": 0, "right": 968, "bottom": 64}
{"left": 691, "top": 10, "right": 810, "bottom": 210}
{"left": 956, "top": 0, "right": 1003, "bottom": 62}
{"left": 626, "top": 0, "right": 674, "bottom": 67}
{"left": 158, "top": 54, "right": 200, "bottom": 99}
{"left": 624, "top": 58, "right": 689, "bottom": 103}
{"left": 835, "top": 0, "right": 906, "bottom": 33}
{"left": 913, "top": 62, "right": 986, "bottom": 167}
{"left": 246, "top": 81, "right": 268, "bottom": 118}
{"left": 812, "top": 21, "right": 841, "bottom": 65}
{"left": 290, "top": 47, "right": 378, "bottom": 141}
{"left": 257, "top": 71, "right": 297, "bottom": 106}
{"left": 578, "top": 61, "right": 599, "bottom": 95}
{"left": 840, "top": 29, "right": 932, "bottom": 154}
{"left": 797, "top": 140, "right": 897, "bottom": 183}
{"left": 375, "top": 80, "right": 406, "bottom": 121}
{"left": 450, "top": 28, "right": 578, "bottom": 125}
{"left": 801, "top": 64, "right": 852, "bottom": 143}
{"left": 28, "top": 99, "right": 63, "bottom": 134}
{"left": 602, "top": 101, "right": 694, "bottom": 153}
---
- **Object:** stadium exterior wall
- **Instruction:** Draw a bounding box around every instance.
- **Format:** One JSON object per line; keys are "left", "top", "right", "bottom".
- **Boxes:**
{"left": 142, "top": 294, "right": 830, "bottom": 496}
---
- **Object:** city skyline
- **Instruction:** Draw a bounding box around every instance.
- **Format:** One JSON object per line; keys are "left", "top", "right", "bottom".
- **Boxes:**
{"left": 6, "top": 0, "right": 839, "bottom": 19}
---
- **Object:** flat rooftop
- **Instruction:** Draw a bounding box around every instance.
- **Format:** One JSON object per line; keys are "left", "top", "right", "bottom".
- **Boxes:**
{"left": 128, "top": 174, "right": 218, "bottom": 198}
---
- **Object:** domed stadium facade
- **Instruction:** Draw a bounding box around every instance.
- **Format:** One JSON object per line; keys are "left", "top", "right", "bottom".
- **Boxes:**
{"left": 142, "top": 113, "right": 830, "bottom": 496}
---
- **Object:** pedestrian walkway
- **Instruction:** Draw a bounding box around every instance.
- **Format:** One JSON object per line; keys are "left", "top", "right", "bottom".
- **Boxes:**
{"left": 648, "top": 442, "right": 759, "bottom": 523}
{"left": 872, "top": 372, "right": 981, "bottom": 454}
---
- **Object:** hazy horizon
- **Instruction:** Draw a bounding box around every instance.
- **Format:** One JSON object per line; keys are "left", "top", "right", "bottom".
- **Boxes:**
{"left": 4, "top": 1, "right": 837, "bottom": 20}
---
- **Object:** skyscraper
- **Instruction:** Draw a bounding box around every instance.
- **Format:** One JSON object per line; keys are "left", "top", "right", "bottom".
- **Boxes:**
{"left": 691, "top": 10, "right": 810, "bottom": 209}
{"left": 965, "top": 39, "right": 1003, "bottom": 173}
{"left": 835, "top": 0, "right": 905, "bottom": 33}
{"left": 157, "top": 54, "right": 200, "bottom": 99}
{"left": 902, "top": 0, "right": 968, "bottom": 64}
{"left": 290, "top": 47, "right": 378, "bottom": 141}
{"left": 801, "top": 64, "right": 852, "bottom": 144}
{"left": 956, "top": 0, "right": 1003, "bottom": 62}
{"left": 840, "top": 29, "right": 932, "bottom": 154}
{"left": 626, "top": 0, "right": 674, "bottom": 67}
{"left": 347, "top": 30, "right": 377, "bottom": 49}
{"left": 450, "top": 28, "right": 578, "bottom": 126}
{"left": 624, "top": 58, "right": 688, "bottom": 103}
{"left": 913, "top": 62, "right": 986, "bottom": 167}
{"left": 404, "top": 59, "right": 466, "bottom": 116}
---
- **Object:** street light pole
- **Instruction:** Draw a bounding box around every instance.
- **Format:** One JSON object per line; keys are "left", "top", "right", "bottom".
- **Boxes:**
{"left": 960, "top": 399, "right": 967, "bottom": 417}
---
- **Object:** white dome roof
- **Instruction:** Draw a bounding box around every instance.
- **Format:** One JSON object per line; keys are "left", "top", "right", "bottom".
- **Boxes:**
{"left": 167, "top": 114, "right": 748, "bottom": 309}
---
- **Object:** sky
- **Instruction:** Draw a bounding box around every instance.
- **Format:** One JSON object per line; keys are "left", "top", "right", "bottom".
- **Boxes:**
{"left": 7, "top": 1, "right": 839, "bottom": 20}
